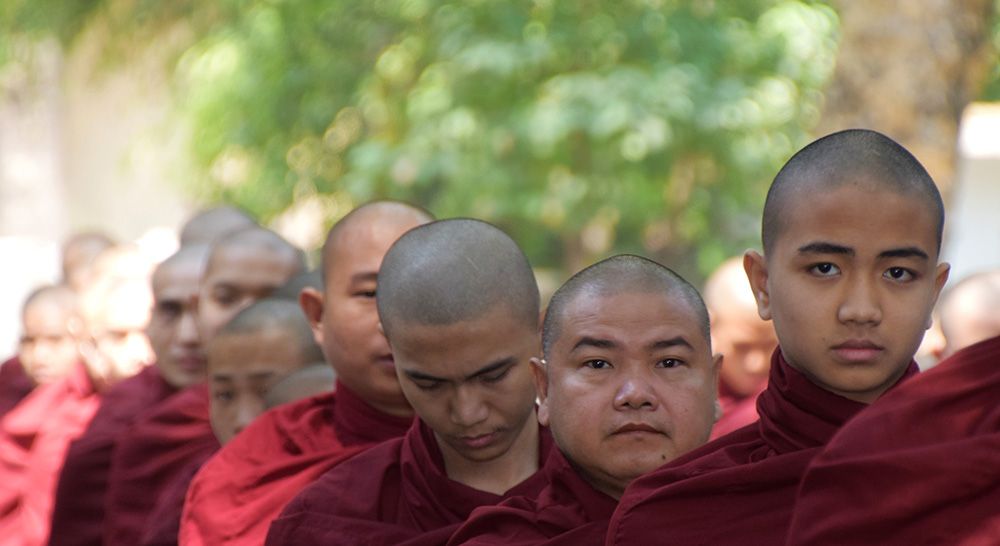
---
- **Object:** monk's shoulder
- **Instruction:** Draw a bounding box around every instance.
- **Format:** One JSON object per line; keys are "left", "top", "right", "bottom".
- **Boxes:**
{"left": 292, "top": 436, "right": 405, "bottom": 515}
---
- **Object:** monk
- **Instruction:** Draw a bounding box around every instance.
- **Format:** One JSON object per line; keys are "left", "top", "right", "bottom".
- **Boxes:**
{"left": 179, "top": 206, "right": 257, "bottom": 246}
{"left": 104, "top": 227, "right": 304, "bottom": 546}
{"left": 61, "top": 231, "right": 115, "bottom": 293}
{"left": 48, "top": 245, "right": 209, "bottom": 546}
{"left": 139, "top": 298, "right": 325, "bottom": 546}
{"left": 267, "top": 218, "right": 549, "bottom": 545}
{"left": 606, "top": 128, "right": 950, "bottom": 545}
{"left": 180, "top": 201, "right": 432, "bottom": 546}
{"left": 0, "top": 275, "right": 150, "bottom": 546}
{"left": 0, "top": 285, "right": 82, "bottom": 417}
{"left": 786, "top": 334, "right": 1000, "bottom": 545}
{"left": 935, "top": 269, "right": 1000, "bottom": 360}
{"left": 449, "top": 254, "right": 721, "bottom": 545}
{"left": 703, "top": 257, "right": 778, "bottom": 439}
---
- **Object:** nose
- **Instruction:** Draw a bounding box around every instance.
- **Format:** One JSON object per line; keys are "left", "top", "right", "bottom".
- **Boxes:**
{"left": 177, "top": 310, "right": 200, "bottom": 345}
{"left": 614, "top": 372, "right": 658, "bottom": 411}
{"left": 450, "top": 384, "right": 489, "bottom": 427}
{"left": 837, "top": 275, "right": 882, "bottom": 326}
{"left": 233, "top": 397, "right": 265, "bottom": 437}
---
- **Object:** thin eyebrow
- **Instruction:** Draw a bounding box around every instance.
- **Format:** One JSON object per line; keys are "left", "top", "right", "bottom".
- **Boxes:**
{"left": 878, "top": 247, "right": 929, "bottom": 260}
{"left": 797, "top": 242, "right": 854, "bottom": 256}
{"left": 648, "top": 337, "right": 694, "bottom": 351}
{"left": 571, "top": 336, "right": 618, "bottom": 352}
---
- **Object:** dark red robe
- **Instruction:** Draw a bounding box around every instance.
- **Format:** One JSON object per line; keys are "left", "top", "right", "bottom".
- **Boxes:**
{"left": 0, "top": 363, "right": 99, "bottom": 546}
{"left": 266, "top": 418, "right": 553, "bottom": 546}
{"left": 0, "top": 356, "right": 34, "bottom": 418}
{"left": 179, "top": 381, "right": 412, "bottom": 546}
{"left": 104, "top": 384, "right": 219, "bottom": 546}
{"left": 48, "top": 364, "right": 177, "bottom": 546}
{"left": 447, "top": 444, "right": 617, "bottom": 546}
{"left": 710, "top": 380, "right": 764, "bottom": 440}
{"left": 605, "top": 349, "right": 919, "bottom": 546}
{"left": 786, "top": 335, "right": 1000, "bottom": 545}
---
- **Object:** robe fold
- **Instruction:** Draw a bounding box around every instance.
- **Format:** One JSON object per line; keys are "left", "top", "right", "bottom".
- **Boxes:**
{"left": 447, "top": 444, "right": 616, "bottom": 546}
{"left": 606, "top": 349, "right": 919, "bottom": 546}
{"left": 786, "top": 335, "right": 1000, "bottom": 546}
{"left": 179, "top": 381, "right": 412, "bottom": 546}
{"left": 0, "top": 357, "right": 33, "bottom": 418}
{"left": 104, "top": 384, "right": 219, "bottom": 546}
{"left": 710, "top": 380, "right": 764, "bottom": 440}
{"left": 0, "top": 363, "right": 99, "bottom": 546}
{"left": 266, "top": 418, "right": 553, "bottom": 546}
{"left": 48, "top": 365, "right": 176, "bottom": 546}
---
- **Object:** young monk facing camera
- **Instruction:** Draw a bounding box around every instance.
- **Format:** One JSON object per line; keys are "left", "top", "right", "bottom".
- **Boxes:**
{"left": 135, "top": 298, "right": 326, "bottom": 546}
{"left": 105, "top": 227, "right": 304, "bottom": 546}
{"left": 606, "top": 129, "right": 950, "bottom": 545}
{"left": 267, "top": 218, "right": 550, "bottom": 545}
{"left": 449, "top": 254, "right": 720, "bottom": 545}
{"left": 180, "top": 201, "right": 432, "bottom": 546}
{"left": 48, "top": 245, "right": 209, "bottom": 546}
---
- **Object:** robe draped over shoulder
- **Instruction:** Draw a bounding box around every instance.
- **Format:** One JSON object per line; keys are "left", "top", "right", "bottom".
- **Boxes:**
{"left": 0, "top": 357, "right": 34, "bottom": 419}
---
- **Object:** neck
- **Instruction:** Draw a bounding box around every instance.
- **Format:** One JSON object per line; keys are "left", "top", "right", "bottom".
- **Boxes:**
{"left": 438, "top": 414, "right": 540, "bottom": 495}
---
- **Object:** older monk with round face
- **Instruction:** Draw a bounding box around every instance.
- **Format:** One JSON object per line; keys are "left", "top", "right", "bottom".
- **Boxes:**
{"left": 450, "top": 254, "right": 720, "bottom": 545}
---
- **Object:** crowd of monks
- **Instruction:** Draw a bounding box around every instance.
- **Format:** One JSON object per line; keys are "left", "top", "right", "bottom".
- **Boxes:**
{"left": 0, "top": 128, "right": 997, "bottom": 545}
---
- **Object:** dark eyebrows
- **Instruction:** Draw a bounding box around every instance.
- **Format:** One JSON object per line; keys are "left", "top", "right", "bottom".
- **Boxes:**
{"left": 571, "top": 336, "right": 617, "bottom": 353}
{"left": 648, "top": 336, "right": 694, "bottom": 351}
{"left": 878, "top": 247, "right": 929, "bottom": 260}
{"left": 797, "top": 242, "right": 854, "bottom": 256}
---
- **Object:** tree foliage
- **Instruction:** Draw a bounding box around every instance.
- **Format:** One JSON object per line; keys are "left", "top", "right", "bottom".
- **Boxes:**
{"left": 176, "top": 0, "right": 838, "bottom": 277}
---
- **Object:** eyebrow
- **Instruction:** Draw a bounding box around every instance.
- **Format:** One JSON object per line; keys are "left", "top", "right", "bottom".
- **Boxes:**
{"left": 402, "top": 357, "right": 517, "bottom": 384}
{"left": 210, "top": 371, "right": 277, "bottom": 382}
{"left": 571, "top": 336, "right": 618, "bottom": 352}
{"left": 648, "top": 336, "right": 694, "bottom": 351}
{"left": 797, "top": 241, "right": 929, "bottom": 261}
{"left": 350, "top": 272, "right": 378, "bottom": 285}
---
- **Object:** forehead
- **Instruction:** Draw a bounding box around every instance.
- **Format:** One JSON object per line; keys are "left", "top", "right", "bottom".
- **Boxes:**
{"left": 208, "top": 329, "right": 306, "bottom": 374}
{"left": 325, "top": 217, "right": 422, "bottom": 286}
{"left": 773, "top": 184, "right": 939, "bottom": 257}
{"left": 555, "top": 290, "right": 707, "bottom": 352}
{"left": 204, "top": 244, "right": 297, "bottom": 286}
{"left": 153, "top": 262, "right": 202, "bottom": 300}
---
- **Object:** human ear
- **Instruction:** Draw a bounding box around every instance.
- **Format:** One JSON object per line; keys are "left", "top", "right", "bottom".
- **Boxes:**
{"left": 743, "top": 250, "right": 772, "bottom": 321}
{"left": 299, "top": 287, "right": 325, "bottom": 347}
{"left": 530, "top": 357, "right": 551, "bottom": 427}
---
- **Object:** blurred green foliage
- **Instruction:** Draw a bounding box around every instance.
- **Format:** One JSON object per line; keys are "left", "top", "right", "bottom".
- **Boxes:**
{"left": 5, "top": 0, "right": 844, "bottom": 280}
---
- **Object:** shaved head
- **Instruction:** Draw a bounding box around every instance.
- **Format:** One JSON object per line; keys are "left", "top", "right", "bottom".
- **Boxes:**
{"left": 20, "top": 284, "right": 81, "bottom": 384}
{"left": 322, "top": 200, "right": 433, "bottom": 279}
{"left": 152, "top": 244, "right": 209, "bottom": 290}
{"left": 542, "top": 255, "right": 709, "bottom": 360}
{"left": 938, "top": 270, "right": 1000, "bottom": 358}
{"left": 62, "top": 231, "right": 116, "bottom": 291}
{"left": 22, "top": 284, "right": 78, "bottom": 318}
{"left": 762, "top": 129, "right": 943, "bottom": 256}
{"left": 214, "top": 298, "right": 322, "bottom": 363}
{"left": 271, "top": 269, "right": 322, "bottom": 301}
{"left": 180, "top": 206, "right": 257, "bottom": 246}
{"left": 208, "top": 227, "right": 305, "bottom": 272}
{"left": 703, "top": 257, "right": 758, "bottom": 316}
{"left": 376, "top": 218, "right": 539, "bottom": 338}
{"left": 264, "top": 364, "right": 336, "bottom": 409}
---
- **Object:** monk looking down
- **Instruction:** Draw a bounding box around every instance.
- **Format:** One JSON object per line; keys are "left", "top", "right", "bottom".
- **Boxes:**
{"left": 449, "top": 255, "right": 720, "bottom": 545}
{"left": 268, "top": 218, "right": 551, "bottom": 545}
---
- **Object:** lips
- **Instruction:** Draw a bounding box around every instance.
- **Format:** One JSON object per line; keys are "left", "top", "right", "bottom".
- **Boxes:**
{"left": 831, "top": 340, "right": 885, "bottom": 363}
{"left": 375, "top": 354, "right": 396, "bottom": 372}
{"left": 175, "top": 354, "right": 206, "bottom": 373}
{"left": 612, "top": 422, "right": 664, "bottom": 436}
{"left": 459, "top": 431, "right": 500, "bottom": 450}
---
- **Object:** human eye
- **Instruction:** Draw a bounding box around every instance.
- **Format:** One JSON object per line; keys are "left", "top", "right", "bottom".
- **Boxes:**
{"left": 412, "top": 378, "right": 443, "bottom": 391}
{"left": 808, "top": 263, "right": 840, "bottom": 277}
{"left": 883, "top": 267, "right": 916, "bottom": 282}
{"left": 481, "top": 367, "right": 511, "bottom": 384}
{"left": 212, "top": 286, "right": 239, "bottom": 306}
{"left": 155, "top": 301, "right": 182, "bottom": 321}
{"left": 213, "top": 390, "right": 234, "bottom": 403}
{"left": 655, "top": 358, "right": 684, "bottom": 369}
{"left": 352, "top": 285, "right": 377, "bottom": 299}
{"left": 583, "top": 359, "right": 612, "bottom": 370}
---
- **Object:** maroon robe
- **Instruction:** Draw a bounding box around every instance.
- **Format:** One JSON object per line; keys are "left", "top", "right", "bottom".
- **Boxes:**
{"left": 0, "top": 356, "right": 34, "bottom": 418}
{"left": 104, "top": 384, "right": 219, "bottom": 546}
{"left": 447, "top": 445, "right": 617, "bottom": 546}
{"left": 711, "top": 380, "right": 763, "bottom": 440}
{"left": 179, "top": 382, "right": 412, "bottom": 546}
{"left": 266, "top": 418, "right": 553, "bottom": 546}
{"left": 605, "top": 349, "right": 919, "bottom": 546}
{"left": 48, "top": 365, "right": 177, "bottom": 546}
{"left": 786, "top": 335, "right": 1000, "bottom": 545}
